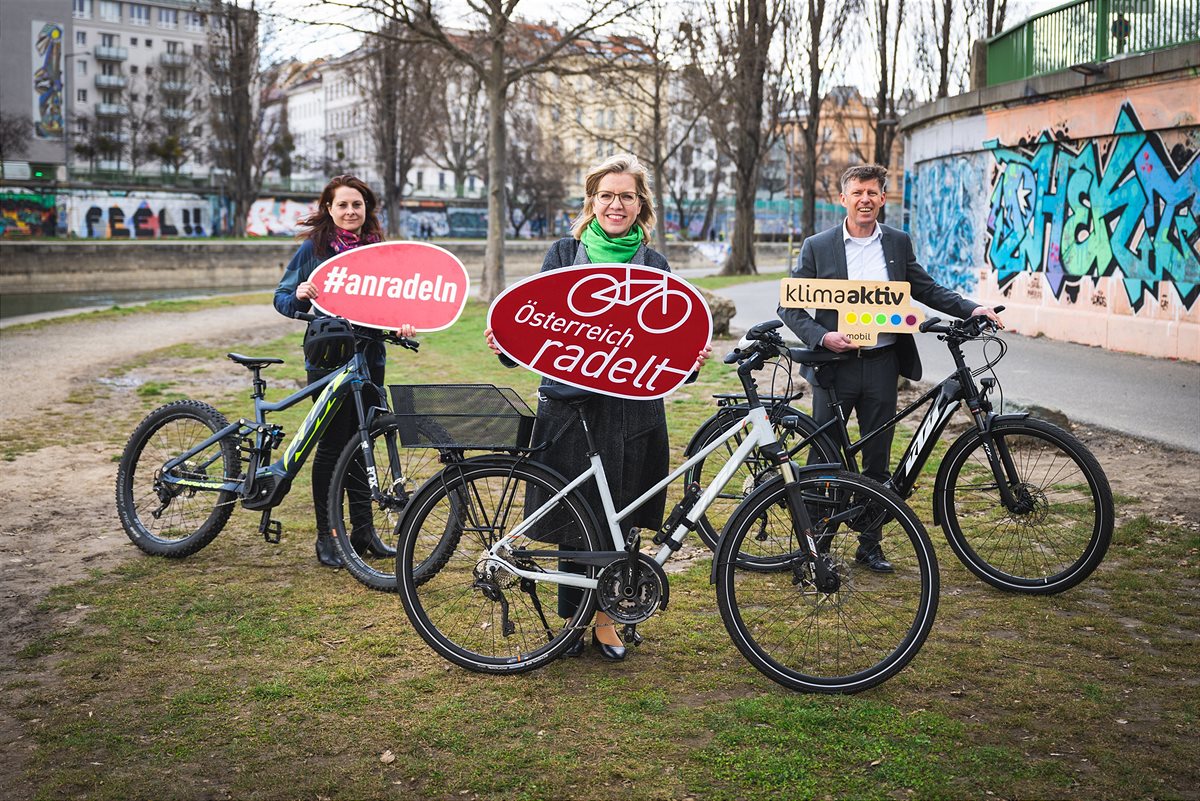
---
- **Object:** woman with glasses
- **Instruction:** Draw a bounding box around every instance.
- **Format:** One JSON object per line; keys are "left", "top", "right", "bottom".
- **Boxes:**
{"left": 487, "top": 154, "right": 709, "bottom": 661}
{"left": 274, "top": 174, "right": 415, "bottom": 569}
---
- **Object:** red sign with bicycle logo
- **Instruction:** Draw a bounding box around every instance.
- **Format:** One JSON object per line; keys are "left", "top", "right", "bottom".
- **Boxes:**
{"left": 487, "top": 264, "right": 712, "bottom": 400}
{"left": 308, "top": 241, "right": 469, "bottom": 332}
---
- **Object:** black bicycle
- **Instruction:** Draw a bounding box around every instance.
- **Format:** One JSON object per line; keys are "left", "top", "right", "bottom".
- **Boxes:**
{"left": 115, "top": 312, "right": 456, "bottom": 590}
{"left": 684, "top": 312, "right": 1114, "bottom": 595}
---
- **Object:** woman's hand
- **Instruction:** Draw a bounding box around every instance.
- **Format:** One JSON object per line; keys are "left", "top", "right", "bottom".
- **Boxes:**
{"left": 395, "top": 323, "right": 416, "bottom": 338}
{"left": 693, "top": 344, "right": 713, "bottom": 371}
{"left": 484, "top": 327, "right": 502, "bottom": 356}
{"left": 296, "top": 281, "right": 318, "bottom": 302}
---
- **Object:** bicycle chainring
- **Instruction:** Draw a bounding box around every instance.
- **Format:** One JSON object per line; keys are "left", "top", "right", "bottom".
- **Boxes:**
{"left": 595, "top": 553, "right": 670, "bottom": 625}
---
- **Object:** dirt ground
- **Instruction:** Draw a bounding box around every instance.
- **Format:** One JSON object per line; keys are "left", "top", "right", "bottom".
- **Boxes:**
{"left": 1, "top": 304, "right": 1198, "bottom": 793}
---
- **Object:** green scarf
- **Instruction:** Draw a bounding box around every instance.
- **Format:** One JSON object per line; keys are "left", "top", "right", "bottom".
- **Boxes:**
{"left": 580, "top": 218, "right": 643, "bottom": 264}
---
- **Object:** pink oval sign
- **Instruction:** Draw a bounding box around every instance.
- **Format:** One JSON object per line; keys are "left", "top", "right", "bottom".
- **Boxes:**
{"left": 488, "top": 264, "right": 712, "bottom": 400}
{"left": 308, "top": 241, "right": 469, "bottom": 331}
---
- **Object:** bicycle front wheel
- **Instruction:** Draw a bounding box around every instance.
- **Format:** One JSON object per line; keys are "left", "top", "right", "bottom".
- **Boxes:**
{"left": 397, "top": 457, "right": 603, "bottom": 674}
{"left": 715, "top": 472, "right": 938, "bottom": 693}
{"left": 115, "top": 399, "right": 238, "bottom": 557}
{"left": 329, "top": 415, "right": 457, "bottom": 592}
{"left": 937, "top": 417, "right": 1113, "bottom": 594}
{"left": 683, "top": 406, "right": 840, "bottom": 554}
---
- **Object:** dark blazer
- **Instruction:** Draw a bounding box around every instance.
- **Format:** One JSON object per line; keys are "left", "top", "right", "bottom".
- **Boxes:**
{"left": 777, "top": 222, "right": 978, "bottom": 381}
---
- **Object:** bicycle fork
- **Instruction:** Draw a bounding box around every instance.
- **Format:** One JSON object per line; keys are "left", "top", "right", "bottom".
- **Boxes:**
{"left": 767, "top": 446, "right": 841, "bottom": 593}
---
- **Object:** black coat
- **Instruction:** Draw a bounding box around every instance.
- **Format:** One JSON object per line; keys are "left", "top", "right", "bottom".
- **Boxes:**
{"left": 528, "top": 237, "right": 670, "bottom": 540}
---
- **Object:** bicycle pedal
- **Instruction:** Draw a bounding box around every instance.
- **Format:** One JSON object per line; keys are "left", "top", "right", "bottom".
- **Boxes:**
{"left": 621, "top": 624, "right": 644, "bottom": 647}
{"left": 259, "top": 513, "right": 282, "bottom": 544}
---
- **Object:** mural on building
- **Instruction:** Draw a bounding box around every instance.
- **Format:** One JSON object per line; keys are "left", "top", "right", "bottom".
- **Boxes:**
{"left": 245, "top": 198, "right": 317, "bottom": 236}
{"left": 32, "top": 22, "right": 64, "bottom": 140}
{"left": 985, "top": 103, "right": 1199, "bottom": 311}
{"left": 63, "top": 193, "right": 211, "bottom": 238}
{"left": 0, "top": 191, "right": 57, "bottom": 238}
{"left": 909, "top": 155, "right": 988, "bottom": 294}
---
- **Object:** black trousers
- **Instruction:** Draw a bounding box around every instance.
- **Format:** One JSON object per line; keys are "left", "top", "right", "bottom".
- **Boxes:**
{"left": 809, "top": 348, "right": 899, "bottom": 546}
{"left": 307, "top": 367, "right": 383, "bottom": 537}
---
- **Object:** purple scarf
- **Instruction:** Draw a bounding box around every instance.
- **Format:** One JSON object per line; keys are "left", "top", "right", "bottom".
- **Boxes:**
{"left": 329, "top": 227, "right": 380, "bottom": 254}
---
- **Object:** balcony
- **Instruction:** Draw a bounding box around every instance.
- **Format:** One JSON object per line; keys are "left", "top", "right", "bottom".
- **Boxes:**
{"left": 95, "top": 74, "right": 127, "bottom": 89}
{"left": 94, "top": 46, "right": 129, "bottom": 61}
{"left": 96, "top": 103, "right": 130, "bottom": 116}
{"left": 160, "top": 52, "right": 190, "bottom": 68}
{"left": 161, "top": 108, "right": 190, "bottom": 121}
{"left": 160, "top": 81, "right": 189, "bottom": 95}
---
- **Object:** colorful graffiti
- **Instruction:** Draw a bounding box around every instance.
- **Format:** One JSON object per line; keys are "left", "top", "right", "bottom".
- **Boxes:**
{"left": 246, "top": 198, "right": 316, "bottom": 236}
{"left": 985, "top": 103, "right": 1200, "bottom": 311}
{"left": 32, "top": 22, "right": 64, "bottom": 140}
{"left": 63, "top": 193, "right": 210, "bottom": 238}
{"left": 909, "top": 155, "right": 988, "bottom": 295}
{"left": 0, "top": 191, "right": 57, "bottom": 238}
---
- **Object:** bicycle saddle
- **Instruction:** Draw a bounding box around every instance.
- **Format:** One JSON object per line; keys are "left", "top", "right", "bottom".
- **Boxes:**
{"left": 787, "top": 348, "right": 853, "bottom": 366}
{"left": 539, "top": 384, "right": 593, "bottom": 403}
{"left": 227, "top": 353, "right": 284, "bottom": 369}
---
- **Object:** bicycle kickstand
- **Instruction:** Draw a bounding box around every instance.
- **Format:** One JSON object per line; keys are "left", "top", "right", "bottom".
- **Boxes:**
{"left": 258, "top": 511, "right": 282, "bottom": 544}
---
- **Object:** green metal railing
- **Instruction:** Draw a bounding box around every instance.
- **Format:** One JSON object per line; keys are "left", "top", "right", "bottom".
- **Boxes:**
{"left": 987, "top": 0, "right": 1199, "bottom": 85}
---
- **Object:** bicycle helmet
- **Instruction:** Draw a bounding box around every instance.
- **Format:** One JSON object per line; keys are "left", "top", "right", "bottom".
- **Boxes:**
{"left": 303, "top": 317, "right": 356, "bottom": 369}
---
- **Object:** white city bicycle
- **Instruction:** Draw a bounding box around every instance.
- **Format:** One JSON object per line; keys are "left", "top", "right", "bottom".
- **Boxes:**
{"left": 395, "top": 321, "right": 940, "bottom": 694}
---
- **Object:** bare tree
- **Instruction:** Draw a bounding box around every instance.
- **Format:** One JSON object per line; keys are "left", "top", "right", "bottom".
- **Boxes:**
{"left": 355, "top": 21, "right": 445, "bottom": 238}
{"left": 0, "top": 111, "right": 30, "bottom": 165}
{"left": 980, "top": 0, "right": 1007, "bottom": 37}
{"left": 795, "top": 0, "right": 850, "bottom": 239}
{"left": 505, "top": 106, "right": 568, "bottom": 238}
{"left": 317, "top": 0, "right": 641, "bottom": 301}
{"left": 429, "top": 67, "right": 487, "bottom": 199}
{"left": 866, "top": 0, "right": 906, "bottom": 220}
{"left": 203, "top": 0, "right": 277, "bottom": 237}
{"left": 686, "top": 0, "right": 791, "bottom": 275}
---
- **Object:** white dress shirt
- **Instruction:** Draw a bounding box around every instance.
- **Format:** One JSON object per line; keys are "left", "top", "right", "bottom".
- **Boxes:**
{"left": 842, "top": 220, "right": 896, "bottom": 349}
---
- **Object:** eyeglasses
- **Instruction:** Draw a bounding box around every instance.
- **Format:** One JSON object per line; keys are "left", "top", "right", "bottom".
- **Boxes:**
{"left": 593, "top": 191, "right": 641, "bottom": 207}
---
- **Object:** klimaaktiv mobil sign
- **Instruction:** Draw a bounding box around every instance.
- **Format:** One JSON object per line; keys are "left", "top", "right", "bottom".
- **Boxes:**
{"left": 308, "top": 241, "right": 469, "bottom": 331}
{"left": 779, "top": 278, "right": 925, "bottom": 346}
{"left": 488, "top": 264, "right": 712, "bottom": 400}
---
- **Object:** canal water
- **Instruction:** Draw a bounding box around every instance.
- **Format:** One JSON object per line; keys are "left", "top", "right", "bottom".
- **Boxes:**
{"left": 1, "top": 286, "right": 266, "bottom": 323}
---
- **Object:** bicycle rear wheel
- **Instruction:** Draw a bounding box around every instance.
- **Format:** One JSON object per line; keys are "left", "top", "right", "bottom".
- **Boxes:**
{"left": 715, "top": 472, "right": 937, "bottom": 693}
{"left": 683, "top": 406, "right": 840, "bottom": 553}
{"left": 937, "top": 417, "right": 1113, "bottom": 594}
{"left": 115, "top": 399, "right": 238, "bottom": 557}
{"left": 328, "top": 415, "right": 457, "bottom": 592}
{"left": 397, "top": 457, "right": 603, "bottom": 674}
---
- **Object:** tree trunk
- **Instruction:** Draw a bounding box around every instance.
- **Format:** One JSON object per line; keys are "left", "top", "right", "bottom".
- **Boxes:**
{"left": 722, "top": 161, "right": 759, "bottom": 275}
{"left": 481, "top": 53, "right": 507, "bottom": 303}
{"left": 699, "top": 158, "right": 722, "bottom": 240}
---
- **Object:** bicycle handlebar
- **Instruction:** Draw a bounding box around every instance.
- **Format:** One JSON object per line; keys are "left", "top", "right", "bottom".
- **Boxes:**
{"left": 919, "top": 305, "right": 1005, "bottom": 339}
{"left": 291, "top": 311, "right": 420, "bottom": 352}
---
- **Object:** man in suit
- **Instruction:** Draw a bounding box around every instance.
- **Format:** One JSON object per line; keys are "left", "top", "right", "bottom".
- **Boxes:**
{"left": 778, "top": 164, "right": 1002, "bottom": 572}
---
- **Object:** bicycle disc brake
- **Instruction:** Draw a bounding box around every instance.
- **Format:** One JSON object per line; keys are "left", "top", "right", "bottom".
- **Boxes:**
{"left": 595, "top": 553, "right": 670, "bottom": 624}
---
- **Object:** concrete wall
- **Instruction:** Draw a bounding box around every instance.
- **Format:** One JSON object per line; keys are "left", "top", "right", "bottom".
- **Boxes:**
{"left": 902, "top": 45, "right": 1200, "bottom": 361}
{"left": 0, "top": 239, "right": 791, "bottom": 294}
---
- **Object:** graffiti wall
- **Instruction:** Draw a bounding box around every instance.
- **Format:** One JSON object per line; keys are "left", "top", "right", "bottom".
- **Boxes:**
{"left": 0, "top": 191, "right": 57, "bottom": 237}
{"left": 246, "top": 198, "right": 316, "bottom": 236}
{"left": 31, "top": 21, "right": 64, "bottom": 140}
{"left": 904, "top": 77, "right": 1200, "bottom": 360}
{"left": 62, "top": 192, "right": 213, "bottom": 238}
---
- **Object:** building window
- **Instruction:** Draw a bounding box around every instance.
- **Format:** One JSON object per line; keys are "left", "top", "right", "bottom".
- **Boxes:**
{"left": 101, "top": 33, "right": 117, "bottom": 47}
{"left": 185, "top": 12, "right": 204, "bottom": 32}
{"left": 129, "top": 3, "right": 149, "bottom": 25}
{"left": 145, "top": 39, "right": 153, "bottom": 47}
{"left": 849, "top": 127, "right": 863, "bottom": 143}
{"left": 77, "top": 89, "right": 88, "bottom": 103}
{"left": 166, "top": 40, "right": 181, "bottom": 53}
{"left": 145, "top": 66, "right": 153, "bottom": 75}
{"left": 193, "top": 44, "right": 203, "bottom": 57}
{"left": 101, "top": 62, "right": 117, "bottom": 75}
{"left": 130, "top": 36, "right": 138, "bottom": 45}
{"left": 75, "top": 31, "right": 87, "bottom": 45}
{"left": 131, "top": 93, "right": 139, "bottom": 102}
{"left": 438, "top": 172, "right": 446, "bottom": 190}
{"left": 73, "top": 0, "right": 93, "bottom": 19}
{"left": 159, "top": 8, "right": 178, "bottom": 28}
{"left": 130, "top": 65, "right": 138, "bottom": 74}
{"left": 76, "top": 60, "right": 88, "bottom": 75}
{"left": 468, "top": 176, "right": 476, "bottom": 192}
{"left": 415, "top": 171, "right": 424, "bottom": 189}
{"left": 193, "top": 126, "right": 202, "bottom": 137}
{"left": 99, "top": 0, "right": 121, "bottom": 22}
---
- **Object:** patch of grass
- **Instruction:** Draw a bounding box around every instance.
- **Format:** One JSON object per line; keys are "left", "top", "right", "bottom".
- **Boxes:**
{"left": 691, "top": 270, "right": 788, "bottom": 291}
{"left": 135, "top": 380, "right": 175, "bottom": 397}
{"left": 2, "top": 293, "right": 269, "bottom": 334}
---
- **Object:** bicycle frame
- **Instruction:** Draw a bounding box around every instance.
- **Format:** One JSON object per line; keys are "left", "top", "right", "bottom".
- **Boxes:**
{"left": 485, "top": 403, "right": 816, "bottom": 591}
{"left": 158, "top": 352, "right": 384, "bottom": 499}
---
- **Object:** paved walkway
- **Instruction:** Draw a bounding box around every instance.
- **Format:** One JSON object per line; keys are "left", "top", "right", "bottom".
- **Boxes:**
{"left": 715, "top": 280, "right": 1200, "bottom": 453}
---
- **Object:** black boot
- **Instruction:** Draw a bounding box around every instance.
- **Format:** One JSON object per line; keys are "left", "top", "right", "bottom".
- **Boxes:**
{"left": 315, "top": 534, "right": 343, "bottom": 568}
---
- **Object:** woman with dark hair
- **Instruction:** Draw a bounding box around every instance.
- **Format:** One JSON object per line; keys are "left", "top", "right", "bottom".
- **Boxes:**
{"left": 274, "top": 174, "right": 414, "bottom": 568}
{"left": 487, "top": 154, "right": 709, "bottom": 660}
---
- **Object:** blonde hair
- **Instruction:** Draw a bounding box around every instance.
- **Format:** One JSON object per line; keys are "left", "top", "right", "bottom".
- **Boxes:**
{"left": 570, "top": 153, "right": 657, "bottom": 243}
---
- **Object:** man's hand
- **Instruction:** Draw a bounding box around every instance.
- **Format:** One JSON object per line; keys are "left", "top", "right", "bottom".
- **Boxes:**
{"left": 970, "top": 306, "right": 1005, "bottom": 329}
{"left": 820, "top": 332, "right": 859, "bottom": 352}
